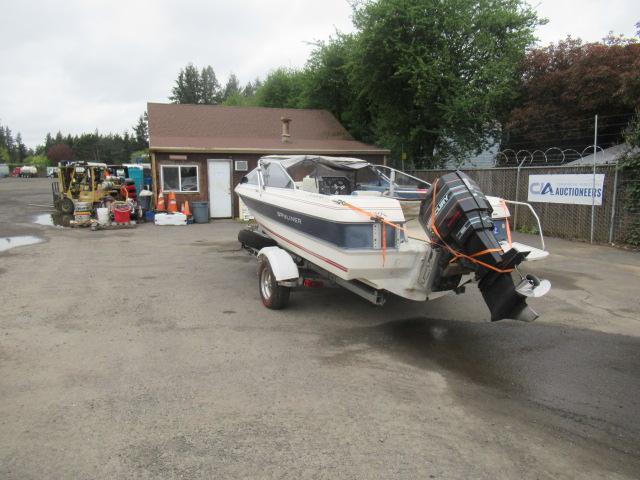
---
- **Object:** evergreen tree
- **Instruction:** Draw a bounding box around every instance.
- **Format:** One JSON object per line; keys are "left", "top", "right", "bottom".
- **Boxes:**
{"left": 223, "top": 73, "right": 241, "bottom": 101}
{"left": 133, "top": 112, "right": 149, "bottom": 149}
{"left": 242, "top": 81, "right": 254, "bottom": 97}
{"left": 5, "top": 126, "right": 14, "bottom": 152}
{"left": 170, "top": 63, "right": 202, "bottom": 104}
{"left": 0, "top": 123, "right": 6, "bottom": 151}
{"left": 16, "top": 133, "right": 27, "bottom": 161}
{"left": 44, "top": 133, "right": 53, "bottom": 150}
{"left": 200, "top": 66, "right": 221, "bottom": 104}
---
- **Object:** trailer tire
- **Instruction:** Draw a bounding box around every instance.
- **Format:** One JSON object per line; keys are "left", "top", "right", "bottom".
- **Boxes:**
{"left": 60, "top": 197, "right": 74, "bottom": 214}
{"left": 258, "top": 257, "right": 290, "bottom": 310}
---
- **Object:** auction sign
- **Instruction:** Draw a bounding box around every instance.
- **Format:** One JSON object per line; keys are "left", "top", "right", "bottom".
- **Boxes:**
{"left": 527, "top": 174, "right": 605, "bottom": 205}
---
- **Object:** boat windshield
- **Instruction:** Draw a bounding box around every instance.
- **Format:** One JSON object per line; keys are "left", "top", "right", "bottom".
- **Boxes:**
{"left": 280, "top": 156, "right": 429, "bottom": 199}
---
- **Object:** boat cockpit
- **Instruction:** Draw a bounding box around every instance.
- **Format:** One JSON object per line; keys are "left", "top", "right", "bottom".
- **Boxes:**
{"left": 241, "top": 155, "right": 430, "bottom": 201}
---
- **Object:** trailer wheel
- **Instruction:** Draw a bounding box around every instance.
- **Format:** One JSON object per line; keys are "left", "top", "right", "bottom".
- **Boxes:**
{"left": 60, "top": 197, "right": 74, "bottom": 214}
{"left": 258, "top": 257, "right": 290, "bottom": 309}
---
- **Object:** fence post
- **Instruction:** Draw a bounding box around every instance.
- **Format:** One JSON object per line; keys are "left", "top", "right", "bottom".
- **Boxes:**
{"left": 590, "top": 114, "right": 598, "bottom": 243}
{"left": 608, "top": 162, "right": 619, "bottom": 244}
{"left": 513, "top": 162, "right": 522, "bottom": 229}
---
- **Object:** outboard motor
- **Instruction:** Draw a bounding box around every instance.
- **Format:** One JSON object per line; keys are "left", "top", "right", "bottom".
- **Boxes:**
{"left": 420, "top": 171, "right": 539, "bottom": 322}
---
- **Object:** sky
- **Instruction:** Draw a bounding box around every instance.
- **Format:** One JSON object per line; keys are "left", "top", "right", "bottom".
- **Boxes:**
{"left": 1, "top": 0, "right": 638, "bottom": 148}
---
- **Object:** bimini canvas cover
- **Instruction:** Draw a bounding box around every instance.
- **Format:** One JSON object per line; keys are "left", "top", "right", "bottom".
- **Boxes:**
{"left": 263, "top": 155, "right": 370, "bottom": 171}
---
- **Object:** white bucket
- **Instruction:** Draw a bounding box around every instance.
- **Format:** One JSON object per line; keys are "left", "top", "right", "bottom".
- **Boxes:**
{"left": 97, "top": 207, "right": 110, "bottom": 225}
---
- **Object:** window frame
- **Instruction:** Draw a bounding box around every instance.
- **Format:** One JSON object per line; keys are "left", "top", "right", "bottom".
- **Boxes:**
{"left": 160, "top": 164, "right": 200, "bottom": 193}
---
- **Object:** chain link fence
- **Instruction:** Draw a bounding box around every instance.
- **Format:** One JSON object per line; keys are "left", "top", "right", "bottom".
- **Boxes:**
{"left": 409, "top": 165, "right": 639, "bottom": 245}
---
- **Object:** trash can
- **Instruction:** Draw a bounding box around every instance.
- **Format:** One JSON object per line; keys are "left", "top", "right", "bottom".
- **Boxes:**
{"left": 138, "top": 194, "right": 152, "bottom": 211}
{"left": 192, "top": 201, "right": 210, "bottom": 224}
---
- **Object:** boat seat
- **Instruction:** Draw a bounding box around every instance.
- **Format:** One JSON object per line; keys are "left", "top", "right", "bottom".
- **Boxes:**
{"left": 301, "top": 176, "right": 318, "bottom": 193}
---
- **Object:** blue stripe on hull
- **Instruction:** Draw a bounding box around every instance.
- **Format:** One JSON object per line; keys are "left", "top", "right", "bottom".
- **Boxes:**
{"left": 240, "top": 195, "right": 396, "bottom": 249}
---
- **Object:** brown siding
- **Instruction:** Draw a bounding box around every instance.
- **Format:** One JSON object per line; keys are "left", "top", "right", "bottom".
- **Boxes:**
{"left": 154, "top": 151, "right": 387, "bottom": 218}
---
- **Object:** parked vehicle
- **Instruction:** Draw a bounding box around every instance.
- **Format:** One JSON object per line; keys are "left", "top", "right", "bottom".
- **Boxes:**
{"left": 19, "top": 166, "right": 38, "bottom": 178}
{"left": 47, "top": 166, "right": 59, "bottom": 178}
{"left": 53, "top": 162, "right": 124, "bottom": 214}
{"left": 0, "top": 164, "right": 9, "bottom": 178}
{"left": 236, "top": 155, "right": 550, "bottom": 322}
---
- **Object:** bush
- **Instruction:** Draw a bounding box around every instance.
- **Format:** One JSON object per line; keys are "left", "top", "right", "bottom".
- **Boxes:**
{"left": 619, "top": 112, "right": 640, "bottom": 245}
{"left": 25, "top": 155, "right": 50, "bottom": 168}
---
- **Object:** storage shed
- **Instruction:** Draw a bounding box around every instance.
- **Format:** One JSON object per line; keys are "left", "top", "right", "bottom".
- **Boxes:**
{"left": 147, "top": 103, "right": 390, "bottom": 218}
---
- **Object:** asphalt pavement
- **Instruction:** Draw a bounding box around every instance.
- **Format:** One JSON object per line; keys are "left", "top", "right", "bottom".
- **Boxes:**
{"left": 1, "top": 177, "right": 639, "bottom": 479}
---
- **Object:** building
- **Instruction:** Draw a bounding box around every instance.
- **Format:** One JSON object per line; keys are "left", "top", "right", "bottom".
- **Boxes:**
{"left": 147, "top": 103, "right": 390, "bottom": 218}
{"left": 565, "top": 144, "right": 638, "bottom": 166}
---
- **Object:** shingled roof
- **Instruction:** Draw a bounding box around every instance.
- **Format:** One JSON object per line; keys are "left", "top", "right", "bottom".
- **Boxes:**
{"left": 147, "top": 103, "right": 389, "bottom": 155}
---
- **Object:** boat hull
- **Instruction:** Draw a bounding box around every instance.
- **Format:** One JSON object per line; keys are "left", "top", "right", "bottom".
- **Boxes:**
{"left": 237, "top": 187, "right": 438, "bottom": 301}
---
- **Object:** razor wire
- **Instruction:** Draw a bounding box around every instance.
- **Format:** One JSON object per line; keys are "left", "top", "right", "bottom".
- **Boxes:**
{"left": 492, "top": 145, "right": 608, "bottom": 167}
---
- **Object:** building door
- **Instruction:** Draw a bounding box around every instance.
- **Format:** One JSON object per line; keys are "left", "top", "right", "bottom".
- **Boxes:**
{"left": 207, "top": 160, "right": 232, "bottom": 218}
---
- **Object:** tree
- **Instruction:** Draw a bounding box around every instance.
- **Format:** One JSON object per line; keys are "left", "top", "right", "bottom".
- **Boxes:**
{"left": 15, "top": 133, "right": 27, "bottom": 161}
{"left": 503, "top": 36, "right": 640, "bottom": 154}
{"left": 0, "top": 146, "right": 9, "bottom": 163}
{"left": 242, "top": 80, "right": 256, "bottom": 97}
{"left": 255, "top": 68, "right": 306, "bottom": 108}
{"left": 25, "top": 155, "right": 50, "bottom": 168}
{"left": 4, "top": 126, "right": 14, "bottom": 156}
{"left": 222, "top": 73, "right": 241, "bottom": 101}
{"left": 304, "top": 35, "right": 373, "bottom": 142}
{"left": 47, "top": 143, "right": 74, "bottom": 163}
{"left": 170, "top": 63, "right": 202, "bottom": 104}
{"left": 0, "top": 124, "right": 6, "bottom": 151}
{"left": 133, "top": 112, "right": 149, "bottom": 150}
{"left": 348, "top": 0, "right": 541, "bottom": 167}
{"left": 170, "top": 64, "right": 223, "bottom": 104}
{"left": 619, "top": 112, "right": 640, "bottom": 245}
{"left": 200, "top": 66, "right": 221, "bottom": 104}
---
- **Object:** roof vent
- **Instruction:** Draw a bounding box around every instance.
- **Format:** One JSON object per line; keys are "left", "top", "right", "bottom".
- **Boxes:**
{"left": 281, "top": 117, "right": 291, "bottom": 143}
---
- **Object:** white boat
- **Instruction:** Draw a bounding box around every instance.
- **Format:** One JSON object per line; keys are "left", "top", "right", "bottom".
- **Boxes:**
{"left": 235, "top": 155, "right": 550, "bottom": 321}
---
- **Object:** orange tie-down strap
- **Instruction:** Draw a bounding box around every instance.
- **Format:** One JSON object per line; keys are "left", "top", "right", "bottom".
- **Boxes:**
{"left": 333, "top": 199, "right": 410, "bottom": 266}
{"left": 334, "top": 195, "right": 514, "bottom": 274}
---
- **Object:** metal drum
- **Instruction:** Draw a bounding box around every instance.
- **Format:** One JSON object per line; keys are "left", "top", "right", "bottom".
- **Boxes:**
{"left": 74, "top": 202, "right": 92, "bottom": 223}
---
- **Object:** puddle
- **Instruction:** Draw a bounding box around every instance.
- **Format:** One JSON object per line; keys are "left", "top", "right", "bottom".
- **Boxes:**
{"left": 33, "top": 214, "right": 55, "bottom": 226}
{"left": 33, "top": 213, "right": 74, "bottom": 227}
{"left": 0, "top": 236, "right": 44, "bottom": 252}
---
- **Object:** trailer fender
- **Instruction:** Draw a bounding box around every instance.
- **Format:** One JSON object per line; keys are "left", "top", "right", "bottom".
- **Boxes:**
{"left": 257, "top": 247, "right": 299, "bottom": 281}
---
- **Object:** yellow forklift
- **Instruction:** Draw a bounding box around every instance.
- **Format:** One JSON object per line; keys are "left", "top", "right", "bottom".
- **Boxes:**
{"left": 52, "top": 162, "right": 123, "bottom": 213}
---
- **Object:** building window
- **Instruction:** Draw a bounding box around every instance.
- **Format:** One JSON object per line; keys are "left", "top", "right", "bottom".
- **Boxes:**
{"left": 161, "top": 165, "right": 199, "bottom": 192}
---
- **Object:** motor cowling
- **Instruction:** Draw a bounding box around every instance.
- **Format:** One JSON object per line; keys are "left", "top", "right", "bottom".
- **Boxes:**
{"left": 419, "top": 171, "right": 537, "bottom": 322}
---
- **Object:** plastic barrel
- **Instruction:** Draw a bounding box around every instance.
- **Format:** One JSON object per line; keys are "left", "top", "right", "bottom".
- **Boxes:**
{"left": 192, "top": 201, "right": 209, "bottom": 223}
{"left": 97, "top": 207, "right": 110, "bottom": 225}
{"left": 138, "top": 195, "right": 151, "bottom": 211}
